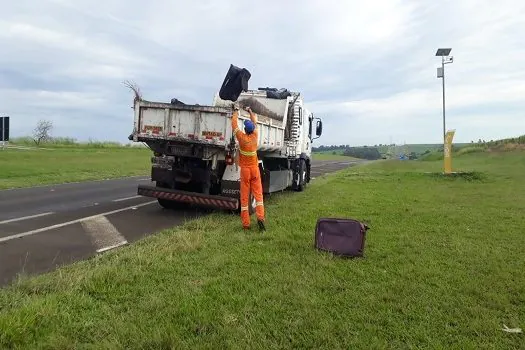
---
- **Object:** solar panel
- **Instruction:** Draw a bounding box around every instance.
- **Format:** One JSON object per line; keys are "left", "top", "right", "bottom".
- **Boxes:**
{"left": 435, "top": 48, "right": 452, "bottom": 56}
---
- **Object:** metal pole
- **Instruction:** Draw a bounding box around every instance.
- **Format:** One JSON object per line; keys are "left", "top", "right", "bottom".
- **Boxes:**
{"left": 1, "top": 117, "right": 4, "bottom": 150}
{"left": 442, "top": 56, "right": 446, "bottom": 143}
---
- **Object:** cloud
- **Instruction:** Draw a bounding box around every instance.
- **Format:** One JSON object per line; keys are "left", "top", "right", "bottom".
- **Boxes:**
{"left": 0, "top": 0, "right": 524, "bottom": 146}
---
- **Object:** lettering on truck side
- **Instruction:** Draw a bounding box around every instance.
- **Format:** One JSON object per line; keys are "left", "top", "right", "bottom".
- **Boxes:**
{"left": 142, "top": 125, "right": 163, "bottom": 134}
{"left": 202, "top": 131, "right": 223, "bottom": 137}
{"left": 222, "top": 188, "right": 240, "bottom": 195}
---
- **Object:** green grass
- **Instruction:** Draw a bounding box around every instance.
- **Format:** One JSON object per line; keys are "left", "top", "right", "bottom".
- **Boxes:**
{"left": 0, "top": 147, "right": 151, "bottom": 189}
{"left": 8, "top": 136, "right": 141, "bottom": 149}
{"left": 311, "top": 152, "right": 357, "bottom": 161}
{"left": 1, "top": 150, "right": 524, "bottom": 348}
{"left": 314, "top": 149, "right": 346, "bottom": 155}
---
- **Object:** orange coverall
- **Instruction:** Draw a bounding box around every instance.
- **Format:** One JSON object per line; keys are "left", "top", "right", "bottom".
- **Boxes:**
{"left": 231, "top": 109, "right": 265, "bottom": 229}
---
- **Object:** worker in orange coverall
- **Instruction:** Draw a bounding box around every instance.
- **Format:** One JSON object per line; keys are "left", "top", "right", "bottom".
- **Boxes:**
{"left": 231, "top": 105, "right": 266, "bottom": 231}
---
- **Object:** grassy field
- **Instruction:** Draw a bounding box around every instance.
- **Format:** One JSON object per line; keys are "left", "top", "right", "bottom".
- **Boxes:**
{"left": 1, "top": 150, "right": 524, "bottom": 348}
{"left": 314, "top": 143, "right": 475, "bottom": 160}
{"left": 0, "top": 139, "right": 355, "bottom": 190}
{"left": 0, "top": 145, "right": 151, "bottom": 190}
{"left": 311, "top": 152, "right": 357, "bottom": 161}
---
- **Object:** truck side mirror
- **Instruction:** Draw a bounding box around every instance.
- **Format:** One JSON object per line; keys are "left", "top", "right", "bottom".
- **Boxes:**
{"left": 312, "top": 119, "right": 322, "bottom": 140}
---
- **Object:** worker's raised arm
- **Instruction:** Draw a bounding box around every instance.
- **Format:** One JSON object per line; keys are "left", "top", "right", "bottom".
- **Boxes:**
{"left": 231, "top": 108, "right": 242, "bottom": 140}
{"left": 245, "top": 107, "right": 257, "bottom": 128}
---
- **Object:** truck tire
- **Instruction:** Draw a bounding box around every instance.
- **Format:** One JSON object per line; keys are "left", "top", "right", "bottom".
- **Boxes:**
{"left": 248, "top": 194, "right": 257, "bottom": 215}
{"left": 156, "top": 182, "right": 190, "bottom": 210}
{"left": 157, "top": 198, "right": 188, "bottom": 210}
{"left": 306, "top": 160, "right": 311, "bottom": 183}
{"left": 294, "top": 159, "right": 307, "bottom": 192}
{"left": 233, "top": 193, "right": 257, "bottom": 215}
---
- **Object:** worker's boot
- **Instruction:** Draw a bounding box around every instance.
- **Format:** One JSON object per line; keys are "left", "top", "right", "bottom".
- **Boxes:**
{"left": 257, "top": 219, "right": 266, "bottom": 232}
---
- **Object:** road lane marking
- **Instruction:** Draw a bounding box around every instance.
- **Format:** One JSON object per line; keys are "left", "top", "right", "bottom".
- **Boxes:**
{"left": 112, "top": 195, "right": 141, "bottom": 202}
{"left": 81, "top": 216, "right": 128, "bottom": 253}
{"left": 0, "top": 200, "right": 157, "bottom": 244}
{"left": 0, "top": 212, "right": 54, "bottom": 225}
{"left": 96, "top": 242, "right": 129, "bottom": 253}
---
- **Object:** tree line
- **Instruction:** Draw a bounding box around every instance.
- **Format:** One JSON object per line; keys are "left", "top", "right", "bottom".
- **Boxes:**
{"left": 342, "top": 147, "right": 383, "bottom": 160}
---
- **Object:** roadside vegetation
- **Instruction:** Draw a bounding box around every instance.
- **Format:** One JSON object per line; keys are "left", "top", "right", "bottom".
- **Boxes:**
{"left": 8, "top": 136, "right": 144, "bottom": 149}
{"left": 0, "top": 137, "right": 150, "bottom": 190}
{"left": 420, "top": 134, "right": 525, "bottom": 161}
{"left": 1, "top": 147, "right": 523, "bottom": 349}
{"left": 314, "top": 134, "right": 525, "bottom": 161}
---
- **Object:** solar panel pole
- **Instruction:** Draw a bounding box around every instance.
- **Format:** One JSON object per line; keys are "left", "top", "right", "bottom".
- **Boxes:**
{"left": 1, "top": 117, "right": 4, "bottom": 150}
{"left": 441, "top": 55, "right": 446, "bottom": 142}
{"left": 435, "top": 48, "right": 453, "bottom": 143}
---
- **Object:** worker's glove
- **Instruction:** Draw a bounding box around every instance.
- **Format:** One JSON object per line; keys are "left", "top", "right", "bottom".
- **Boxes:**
{"left": 244, "top": 106, "right": 252, "bottom": 112}
{"left": 232, "top": 102, "right": 240, "bottom": 111}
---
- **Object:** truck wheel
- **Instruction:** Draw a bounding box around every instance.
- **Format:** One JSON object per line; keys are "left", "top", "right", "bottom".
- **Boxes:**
{"left": 233, "top": 193, "right": 257, "bottom": 215}
{"left": 156, "top": 182, "right": 190, "bottom": 210}
{"left": 295, "top": 159, "right": 307, "bottom": 192}
{"left": 157, "top": 198, "right": 188, "bottom": 210}
{"left": 306, "top": 161, "right": 311, "bottom": 183}
{"left": 248, "top": 194, "right": 257, "bottom": 215}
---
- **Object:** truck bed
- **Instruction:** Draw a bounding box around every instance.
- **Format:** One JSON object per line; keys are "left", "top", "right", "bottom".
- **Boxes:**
{"left": 132, "top": 98, "right": 288, "bottom": 152}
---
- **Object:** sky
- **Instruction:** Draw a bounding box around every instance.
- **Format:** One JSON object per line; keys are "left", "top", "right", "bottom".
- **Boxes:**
{"left": 1, "top": 0, "right": 524, "bottom": 146}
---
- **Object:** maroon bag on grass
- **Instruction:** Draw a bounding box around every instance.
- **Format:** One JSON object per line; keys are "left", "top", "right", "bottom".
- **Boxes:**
{"left": 314, "top": 218, "right": 370, "bottom": 257}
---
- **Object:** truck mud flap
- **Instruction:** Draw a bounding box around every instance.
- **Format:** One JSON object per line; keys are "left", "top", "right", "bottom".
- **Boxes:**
{"left": 137, "top": 185, "right": 238, "bottom": 210}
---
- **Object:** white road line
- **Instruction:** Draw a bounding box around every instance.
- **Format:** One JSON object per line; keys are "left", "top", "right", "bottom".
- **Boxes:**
{"left": 96, "top": 241, "right": 128, "bottom": 253}
{"left": 0, "top": 200, "right": 156, "bottom": 244}
{"left": 81, "top": 216, "right": 128, "bottom": 253}
{"left": 0, "top": 212, "right": 54, "bottom": 225}
{"left": 112, "top": 195, "right": 141, "bottom": 202}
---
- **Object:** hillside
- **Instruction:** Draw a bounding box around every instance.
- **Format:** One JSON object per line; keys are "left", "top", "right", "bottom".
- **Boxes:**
{"left": 314, "top": 134, "right": 525, "bottom": 161}
{"left": 420, "top": 134, "right": 525, "bottom": 161}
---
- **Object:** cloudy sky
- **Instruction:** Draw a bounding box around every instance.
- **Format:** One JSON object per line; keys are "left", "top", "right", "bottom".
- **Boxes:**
{"left": 1, "top": 0, "right": 524, "bottom": 146}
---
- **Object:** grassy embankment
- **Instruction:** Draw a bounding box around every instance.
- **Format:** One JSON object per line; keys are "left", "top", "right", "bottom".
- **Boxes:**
{"left": 420, "top": 135, "right": 525, "bottom": 162}
{"left": 1, "top": 146, "right": 524, "bottom": 348}
{"left": 0, "top": 138, "right": 150, "bottom": 190}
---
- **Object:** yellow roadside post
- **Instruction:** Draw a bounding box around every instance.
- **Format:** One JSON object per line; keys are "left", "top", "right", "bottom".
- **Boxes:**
{"left": 444, "top": 129, "right": 456, "bottom": 174}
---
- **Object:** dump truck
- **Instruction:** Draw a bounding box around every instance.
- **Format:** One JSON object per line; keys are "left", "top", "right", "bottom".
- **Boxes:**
{"left": 129, "top": 87, "right": 323, "bottom": 212}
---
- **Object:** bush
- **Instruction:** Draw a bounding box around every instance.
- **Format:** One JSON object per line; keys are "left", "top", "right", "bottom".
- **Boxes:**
{"left": 456, "top": 146, "right": 486, "bottom": 156}
{"left": 343, "top": 147, "right": 382, "bottom": 160}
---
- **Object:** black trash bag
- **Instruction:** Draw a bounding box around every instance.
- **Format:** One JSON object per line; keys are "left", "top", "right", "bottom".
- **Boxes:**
{"left": 258, "top": 87, "right": 278, "bottom": 92}
{"left": 266, "top": 88, "right": 291, "bottom": 99}
{"left": 170, "top": 98, "right": 186, "bottom": 105}
{"left": 219, "top": 64, "right": 251, "bottom": 102}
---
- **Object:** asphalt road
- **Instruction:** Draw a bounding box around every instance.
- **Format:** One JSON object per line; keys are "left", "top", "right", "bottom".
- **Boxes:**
{"left": 0, "top": 160, "right": 359, "bottom": 287}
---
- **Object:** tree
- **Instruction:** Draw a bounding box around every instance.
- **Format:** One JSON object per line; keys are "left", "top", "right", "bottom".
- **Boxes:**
{"left": 33, "top": 119, "right": 53, "bottom": 145}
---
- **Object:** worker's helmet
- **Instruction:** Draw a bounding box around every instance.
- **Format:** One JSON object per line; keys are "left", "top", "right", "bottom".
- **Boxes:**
{"left": 244, "top": 120, "right": 255, "bottom": 134}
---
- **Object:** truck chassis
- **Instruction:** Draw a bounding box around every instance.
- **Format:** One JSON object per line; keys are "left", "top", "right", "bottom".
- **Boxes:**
{"left": 136, "top": 137, "right": 312, "bottom": 213}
